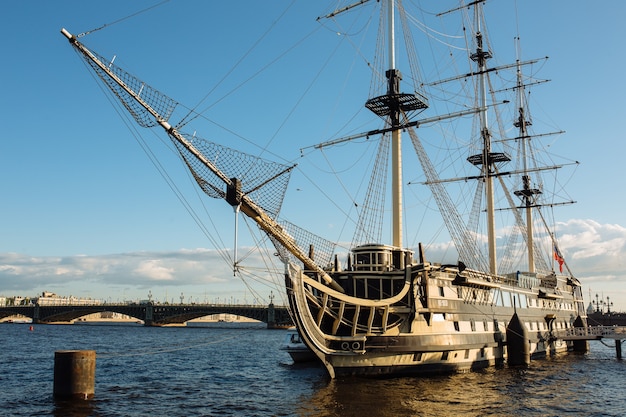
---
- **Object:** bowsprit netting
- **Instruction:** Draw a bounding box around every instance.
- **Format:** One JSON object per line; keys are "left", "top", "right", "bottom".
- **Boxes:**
{"left": 80, "top": 50, "right": 178, "bottom": 128}
{"left": 173, "top": 134, "right": 293, "bottom": 220}
{"left": 270, "top": 219, "right": 337, "bottom": 269}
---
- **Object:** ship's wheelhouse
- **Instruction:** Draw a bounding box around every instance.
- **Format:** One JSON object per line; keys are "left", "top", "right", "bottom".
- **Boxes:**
{"left": 331, "top": 245, "right": 415, "bottom": 300}
{"left": 351, "top": 244, "right": 412, "bottom": 272}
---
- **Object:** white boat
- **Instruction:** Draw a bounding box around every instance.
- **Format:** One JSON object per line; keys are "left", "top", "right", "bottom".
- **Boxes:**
{"left": 280, "top": 328, "right": 318, "bottom": 363}
{"left": 61, "top": 0, "right": 587, "bottom": 378}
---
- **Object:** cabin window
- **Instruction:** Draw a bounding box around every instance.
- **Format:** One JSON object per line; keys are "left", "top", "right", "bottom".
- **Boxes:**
{"left": 392, "top": 251, "right": 402, "bottom": 269}
{"left": 493, "top": 319, "right": 500, "bottom": 331}
{"left": 483, "top": 320, "right": 489, "bottom": 331}
{"left": 480, "top": 348, "right": 485, "bottom": 358}
{"left": 356, "top": 253, "right": 370, "bottom": 265}
{"left": 470, "top": 319, "right": 476, "bottom": 331}
{"left": 413, "top": 352, "right": 422, "bottom": 362}
{"left": 441, "top": 351, "right": 449, "bottom": 361}
{"left": 464, "top": 349, "right": 470, "bottom": 359}
{"left": 454, "top": 321, "right": 460, "bottom": 331}
{"left": 439, "top": 286, "right": 445, "bottom": 297}
{"left": 494, "top": 290, "right": 503, "bottom": 306}
{"left": 502, "top": 291, "right": 512, "bottom": 307}
{"left": 517, "top": 293, "right": 527, "bottom": 308}
{"left": 377, "top": 252, "right": 388, "bottom": 267}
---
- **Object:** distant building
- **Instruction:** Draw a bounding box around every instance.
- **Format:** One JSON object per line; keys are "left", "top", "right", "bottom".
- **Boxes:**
{"left": 3, "top": 296, "right": 29, "bottom": 306}
{"left": 35, "top": 291, "right": 102, "bottom": 306}
{"left": 1, "top": 293, "right": 102, "bottom": 306}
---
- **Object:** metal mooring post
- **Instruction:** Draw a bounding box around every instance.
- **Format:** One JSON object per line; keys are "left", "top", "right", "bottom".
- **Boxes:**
{"left": 53, "top": 350, "right": 96, "bottom": 400}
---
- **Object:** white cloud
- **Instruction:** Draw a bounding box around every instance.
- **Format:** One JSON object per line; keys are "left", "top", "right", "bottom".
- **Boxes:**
{"left": 557, "top": 219, "right": 626, "bottom": 276}
{"left": 133, "top": 260, "right": 175, "bottom": 281}
{"left": 0, "top": 218, "right": 625, "bottom": 309}
{"left": 0, "top": 249, "right": 268, "bottom": 300}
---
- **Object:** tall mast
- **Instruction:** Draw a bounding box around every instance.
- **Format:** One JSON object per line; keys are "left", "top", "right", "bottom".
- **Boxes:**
{"left": 387, "top": 0, "right": 395, "bottom": 69}
{"left": 388, "top": 0, "right": 402, "bottom": 248}
{"left": 513, "top": 41, "right": 541, "bottom": 273}
{"left": 466, "top": 2, "right": 507, "bottom": 275}
{"left": 365, "top": 0, "right": 428, "bottom": 248}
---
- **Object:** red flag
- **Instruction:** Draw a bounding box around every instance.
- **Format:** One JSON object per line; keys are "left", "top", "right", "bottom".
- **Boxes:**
{"left": 553, "top": 245, "right": 564, "bottom": 272}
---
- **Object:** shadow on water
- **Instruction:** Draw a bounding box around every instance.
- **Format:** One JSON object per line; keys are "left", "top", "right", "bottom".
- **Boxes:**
{"left": 293, "top": 348, "right": 626, "bottom": 417}
{"left": 296, "top": 370, "right": 520, "bottom": 417}
{"left": 53, "top": 398, "right": 97, "bottom": 417}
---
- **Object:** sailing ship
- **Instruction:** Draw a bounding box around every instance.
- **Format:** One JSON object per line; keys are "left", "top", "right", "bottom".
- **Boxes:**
{"left": 61, "top": 0, "right": 587, "bottom": 378}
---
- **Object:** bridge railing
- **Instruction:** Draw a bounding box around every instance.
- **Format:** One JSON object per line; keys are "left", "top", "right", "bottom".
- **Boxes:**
{"left": 555, "top": 326, "right": 626, "bottom": 339}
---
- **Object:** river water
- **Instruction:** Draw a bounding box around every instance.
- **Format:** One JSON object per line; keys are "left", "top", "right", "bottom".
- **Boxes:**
{"left": 0, "top": 322, "right": 624, "bottom": 416}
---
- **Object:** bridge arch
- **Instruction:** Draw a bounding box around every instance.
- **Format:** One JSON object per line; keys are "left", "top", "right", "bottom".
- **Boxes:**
{"left": 0, "top": 303, "right": 292, "bottom": 328}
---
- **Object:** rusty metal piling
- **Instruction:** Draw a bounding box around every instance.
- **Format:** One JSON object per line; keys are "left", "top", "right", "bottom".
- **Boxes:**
{"left": 53, "top": 350, "right": 96, "bottom": 400}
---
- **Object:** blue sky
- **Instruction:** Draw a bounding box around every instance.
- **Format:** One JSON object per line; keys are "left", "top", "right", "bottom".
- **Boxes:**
{"left": 1, "top": 0, "right": 626, "bottom": 311}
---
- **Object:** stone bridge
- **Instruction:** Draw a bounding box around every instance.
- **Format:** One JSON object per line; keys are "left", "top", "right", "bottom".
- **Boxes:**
{"left": 0, "top": 302, "right": 293, "bottom": 328}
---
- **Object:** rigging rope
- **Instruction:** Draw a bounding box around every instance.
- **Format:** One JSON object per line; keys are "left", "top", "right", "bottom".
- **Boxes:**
{"left": 73, "top": 48, "right": 235, "bottom": 270}
{"left": 76, "top": 0, "right": 171, "bottom": 38}
{"left": 176, "top": 1, "right": 297, "bottom": 131}
{"left": 408, "top": 125, "right": 489, "bottom": 271}
{"left": 352, "top": 133, "right": 389, "bottom": 247}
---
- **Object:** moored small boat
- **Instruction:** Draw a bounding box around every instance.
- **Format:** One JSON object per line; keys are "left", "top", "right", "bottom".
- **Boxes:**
{"left": 280, "top": 328, "right": 318, "bottom": 363}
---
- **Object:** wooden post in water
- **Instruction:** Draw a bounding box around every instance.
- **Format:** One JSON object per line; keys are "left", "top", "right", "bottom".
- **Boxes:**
{"left": 616, "top": 340, "right": 623, "bottom": 360}
{"left": 53, "top": 350, "right": 96, "bottom": 400}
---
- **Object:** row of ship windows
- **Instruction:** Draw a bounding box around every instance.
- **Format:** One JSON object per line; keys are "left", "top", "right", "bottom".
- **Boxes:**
{"left": 414, "top": 319, "right": 572, "bottom": 362}
{"left": 446, "top": 317, "right": 571, "bottom": 333}
{"left": 439, "top": 286, "right": 575, "bottom": 311}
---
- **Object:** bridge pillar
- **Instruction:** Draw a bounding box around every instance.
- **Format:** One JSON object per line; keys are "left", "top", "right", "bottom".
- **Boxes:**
{"left": 267, "top": 303, "right": 276, "bottom": 329}
{"left": 144, "top": 304, "right": 154, "bottom": 327}
{"left": 33, "top": 304, "right": 41, "bottom": 324}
